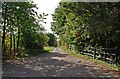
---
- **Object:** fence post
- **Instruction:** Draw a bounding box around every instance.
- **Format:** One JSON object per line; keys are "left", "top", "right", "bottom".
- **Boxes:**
{"left": 81, "top": 46, "right": 83, "bottom": 54}
{"left": 93, "top": 47, "right": 96, "bottom": 59}
{"left": 104, "top": 48, "right": 106, "bottom": 61}
{"left": 115, "top": 47, "right": 118, "bottom": 65}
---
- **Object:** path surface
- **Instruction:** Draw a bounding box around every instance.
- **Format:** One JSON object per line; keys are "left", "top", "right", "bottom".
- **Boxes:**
{"left": 2, "top": 48, "right": 120, "bottom": 77}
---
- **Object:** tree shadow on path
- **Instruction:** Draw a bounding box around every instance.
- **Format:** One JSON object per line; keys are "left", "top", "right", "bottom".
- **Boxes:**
{"left": 2, "top": 48, "right": 119, "bottom": 77}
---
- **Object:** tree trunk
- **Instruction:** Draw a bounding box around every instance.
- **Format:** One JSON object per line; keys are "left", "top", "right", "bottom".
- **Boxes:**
{"left": 2, "top": 3, "right": 7, "bottom": 52}
{"left": 13, "top": 34, "right": 16, "bottom": 59}
{"left": 17, "top": 27, "right": 20, "bottom": 53}
{"left": 10, "top": 33, "right": 12, "bottom": 59}
{"left": 2, "top": 3, "right": 7, "bottom": 56}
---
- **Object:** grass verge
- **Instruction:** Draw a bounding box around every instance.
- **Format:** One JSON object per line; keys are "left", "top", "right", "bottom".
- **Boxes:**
{"left": 44, "top": 46, "right": 55, "bottom": 52}
{"left": 27, "top": 46, "right": 54, "bottom": 56}
{"left": 60, "top": 46, "right": 120, "bottom": 72}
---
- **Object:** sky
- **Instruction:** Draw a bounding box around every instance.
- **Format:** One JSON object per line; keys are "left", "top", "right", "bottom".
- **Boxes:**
{"left": 33, "top": 0, "right": 61, "bottom": 33}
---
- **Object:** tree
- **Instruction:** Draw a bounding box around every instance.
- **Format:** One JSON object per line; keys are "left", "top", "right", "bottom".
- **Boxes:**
{"left": 2, "top": 2, "right": 48, "bottom": 59}
{"left": 47, "top": 33, "right": 57, "bottom": 47}
{"left": 52, "top": 2, "right": 120, "bottom": 52}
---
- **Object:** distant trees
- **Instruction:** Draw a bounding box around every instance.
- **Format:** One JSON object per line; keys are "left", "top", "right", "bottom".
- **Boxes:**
{"left": 1, "top": 2, "right": 48, "bottom": 59}
{"left": 51, "top": 2, "right": 120, "bottom": 51}
{"left": 46, "top": 33, "right": 57, "bottom": 47}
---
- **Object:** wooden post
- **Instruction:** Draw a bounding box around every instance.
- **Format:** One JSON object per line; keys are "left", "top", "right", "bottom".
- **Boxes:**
{"left": 115, "top": 47, "right": 118, "bottom": 65}
{"left": 93, "top": 47, "right": 96, "bottom": 59}
{"left": 81, "top": 46, "right": 84, "bottom": 55}
{"left": 81, "top": 46, "right": 83, "bottom": 54}
{"left": 104, "top": 48, "right": 106, "bottom": 61}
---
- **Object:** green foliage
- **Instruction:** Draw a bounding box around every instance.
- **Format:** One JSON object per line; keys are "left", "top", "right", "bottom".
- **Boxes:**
{"left": 39, "top": 32, "right": 49, "bottom": 46}
{"left": 27, "top": 49, "right": 46, "bottom": 56}
{"left": 52, "top": 2, "right": 120, "bottom": 51}
{"left": 46, "top": 33, "right": 57, "bottom": 47}
{"left": 2, "top": 2, "right": 49, "bottom": 59}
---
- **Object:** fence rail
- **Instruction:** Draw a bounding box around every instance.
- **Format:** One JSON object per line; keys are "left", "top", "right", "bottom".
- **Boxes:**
{"left": 68, "top": 45, "right": 120, "bottom": 65}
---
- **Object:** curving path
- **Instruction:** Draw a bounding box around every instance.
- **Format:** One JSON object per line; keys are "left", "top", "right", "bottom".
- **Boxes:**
{"left": 2, "top": 48, "right": 120, "bottom": 77}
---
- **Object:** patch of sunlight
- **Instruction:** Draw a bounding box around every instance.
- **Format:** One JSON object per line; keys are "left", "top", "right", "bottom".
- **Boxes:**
{"left": 33, "top": 66, "right": 44, "bottom": 71}
{"left": 64, "top": 64, "right": 71, "bottom": 67}
{"left": 44, "top": 46, "right": 54, "bottom": 52}
{"left": 25, "top": 64, "right": 31, "bottom": 69}
{"left": 23, "top": 72, "right": 26, "bottom": 74}
{"left": 60, "top": 66, "right": 66, "bottom": 69}
{"left": 51, "top": 57, "right": 63, "bottom": 60}
{"left": 25, "top": 64, "right": 44, "bottom": 71}
{"left": 52, "top": 75, "right": 57, "bottom": 77}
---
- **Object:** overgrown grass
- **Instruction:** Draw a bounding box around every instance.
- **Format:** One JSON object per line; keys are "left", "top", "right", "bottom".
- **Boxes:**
{"left": 44, "top": 46, "right": 54, "bottom": 52}
{"left": 60, "top": 46, "right": 120, "bottom": 71}
{"left": 27, "top": 46, "right": 54, "bottom": 56}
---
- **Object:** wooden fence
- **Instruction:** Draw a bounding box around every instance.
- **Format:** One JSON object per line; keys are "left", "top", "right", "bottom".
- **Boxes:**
{"left": 68, "top": 45, "right": 120, "bottom": 65}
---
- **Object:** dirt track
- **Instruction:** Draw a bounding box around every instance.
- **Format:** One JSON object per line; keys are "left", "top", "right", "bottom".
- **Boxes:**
{"left": 2, "top": 48, "right": 120, "bottom": 77}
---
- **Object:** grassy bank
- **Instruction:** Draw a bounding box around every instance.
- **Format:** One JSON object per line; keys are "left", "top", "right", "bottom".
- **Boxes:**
{"left": 28, "top": 46, "right": 54, "bottom": 56}
{"left": 44, "top": 46, "right": 54, "bottom": 52}
{"left": 60, "top": 46, "right": 120, "bottom": 71}
{"left": 3, "top": 46, "right": 55, "bottom": 63}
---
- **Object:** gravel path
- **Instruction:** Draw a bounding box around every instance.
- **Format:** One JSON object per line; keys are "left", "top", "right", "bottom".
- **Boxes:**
{"left": 2, "top": 48, "right": 120, "bottom": 77}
